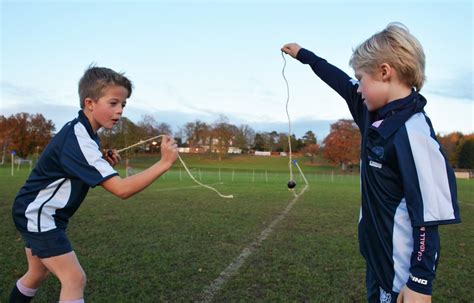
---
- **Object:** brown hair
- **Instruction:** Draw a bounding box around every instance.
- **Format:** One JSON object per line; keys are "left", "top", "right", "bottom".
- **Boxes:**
{"left": 78, "top": 65, "right": 133, "bottom": 108}
{"left": 349, "top": 22, "right": 426, "bottom": 91}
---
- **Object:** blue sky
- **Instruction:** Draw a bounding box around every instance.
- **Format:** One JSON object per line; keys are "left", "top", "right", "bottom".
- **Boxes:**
{"left": 1, "top": 0, "right": 473, "bottom": 139}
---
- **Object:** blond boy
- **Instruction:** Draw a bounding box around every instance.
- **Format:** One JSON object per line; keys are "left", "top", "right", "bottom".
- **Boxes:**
{"left": 282, "top": 23, "right": 460, "bottom": 302}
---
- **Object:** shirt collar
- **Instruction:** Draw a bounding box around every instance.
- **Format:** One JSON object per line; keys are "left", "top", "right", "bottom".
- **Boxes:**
{"left": 370, "top": 91, "right": 427, "bottom": 139}
{"left": 376, "top": 90, "right": 417, "bottom": 119}
{"left": 77, "top": 110, "right": 99, "bottom": 142}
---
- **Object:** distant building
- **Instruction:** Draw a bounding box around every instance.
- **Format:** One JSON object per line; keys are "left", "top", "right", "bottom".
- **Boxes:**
{"left": 228, "top": 147, "right": 242, "bottom": 154}
{"left": 254, "top": 151, "right": 271, "bottom": 156}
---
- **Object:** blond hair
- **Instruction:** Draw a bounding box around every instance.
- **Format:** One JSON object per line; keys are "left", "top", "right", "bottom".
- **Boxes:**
{"left": 349, "top": 22, "right": 426, "bottom": 91}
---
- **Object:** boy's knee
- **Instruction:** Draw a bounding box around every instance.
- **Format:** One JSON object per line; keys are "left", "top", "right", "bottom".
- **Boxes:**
{"left": 73, "top": 271, "right": 87, "bottom": 289}
{"left": 60, "top": 270, "right": 87, "bottom": 289}
{"left": 22, "top": 269, "right": 50, "bottom": 288}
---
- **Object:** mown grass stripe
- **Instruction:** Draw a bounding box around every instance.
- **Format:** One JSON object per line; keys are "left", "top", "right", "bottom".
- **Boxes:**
{"left": 198, "top": 185, "right": 308, "bottom": 302}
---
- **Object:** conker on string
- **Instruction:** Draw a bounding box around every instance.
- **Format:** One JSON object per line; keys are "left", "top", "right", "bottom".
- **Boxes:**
{"left": 287, "top": 180, "right": 296, "bottom": 189}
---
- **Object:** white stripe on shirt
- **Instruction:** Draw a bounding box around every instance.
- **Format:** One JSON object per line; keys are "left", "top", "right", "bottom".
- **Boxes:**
{"left": 25, "top": 178, "right": 71, "bottom": 232}
{"left": 392, "top": 198, "right": 413, "bottom": 293}
{"left": 74, "top": 122, "right": 116, "bottom": 178}
{"left": 406, "top": 113, "right": 455, "bottom": 222}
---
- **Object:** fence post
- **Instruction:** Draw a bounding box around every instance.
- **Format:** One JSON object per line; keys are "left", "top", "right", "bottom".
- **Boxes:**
{"left": 11, "top": 153, "right": 14, "bottom": 176}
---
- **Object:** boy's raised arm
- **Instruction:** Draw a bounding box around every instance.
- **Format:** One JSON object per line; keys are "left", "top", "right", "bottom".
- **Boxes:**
{"left": 101, "top": 136, "right": 178, "bottom": 199}
{"left": 281, "top": 43, "right": 365, "bottom": 129}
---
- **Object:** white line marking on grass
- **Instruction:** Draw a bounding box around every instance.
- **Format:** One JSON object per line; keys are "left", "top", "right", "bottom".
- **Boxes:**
{"left": 459, "top": 201, "right": 474, "bottom": 207}
{"left": 198, "top": 185, "right": 308, "bottom": 302}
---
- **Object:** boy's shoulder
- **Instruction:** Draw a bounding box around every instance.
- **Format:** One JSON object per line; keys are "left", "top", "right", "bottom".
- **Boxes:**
{"left": 383, "top": 93, "right": 428, "bottom": 139}
{"left": 46, "top": 112, "right": 96, "bottom": 155}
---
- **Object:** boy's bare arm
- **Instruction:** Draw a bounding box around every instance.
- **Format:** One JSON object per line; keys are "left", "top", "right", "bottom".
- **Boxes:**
{"left": 100, "top": 136, "right": 178, "bottom": 199}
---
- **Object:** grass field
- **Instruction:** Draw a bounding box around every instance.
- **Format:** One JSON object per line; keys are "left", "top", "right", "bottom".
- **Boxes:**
{"left": 1, "top": 155, "right": 473, "bottom": 302}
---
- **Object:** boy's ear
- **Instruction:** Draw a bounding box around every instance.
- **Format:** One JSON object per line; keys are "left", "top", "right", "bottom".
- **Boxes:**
{"left": 84, "top": 98, "right": 95, "bottom": 111}
{"left": 379, "top": 63, "right": 392, "bottom": 81}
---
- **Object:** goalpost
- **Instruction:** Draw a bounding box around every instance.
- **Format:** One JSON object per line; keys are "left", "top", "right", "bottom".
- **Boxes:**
{"left": 16, "top": 159, "right": 33, "bottom": 171}
{"left": 10, "top": 151, "right": 33, "bottom": 176}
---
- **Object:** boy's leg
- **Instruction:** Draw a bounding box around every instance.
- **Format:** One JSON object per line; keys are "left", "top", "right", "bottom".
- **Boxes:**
{"left": 22, "top": 247, "right": 51, "bottom": 287}
{"left": 10, "top": 248, "right": 50, "bottom": 303}
{"left": 40, "top": 251, "right": 86, "bottom": 301}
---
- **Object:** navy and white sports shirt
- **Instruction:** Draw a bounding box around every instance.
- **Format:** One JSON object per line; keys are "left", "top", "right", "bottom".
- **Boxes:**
{"left": 296, "top": 48, "right": 460, "bottom": 295}
{"left": 12, "top": 111, "right": 118, "bottom": 233}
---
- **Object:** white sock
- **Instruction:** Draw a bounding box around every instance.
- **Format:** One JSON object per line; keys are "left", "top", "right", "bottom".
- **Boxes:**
{"left": 17, "top": 279, "right": 38, "bottom": 297}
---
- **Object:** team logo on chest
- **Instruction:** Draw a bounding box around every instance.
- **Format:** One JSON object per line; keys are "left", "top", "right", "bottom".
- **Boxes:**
{"left": 369, "top": 146, "right": 384, "bottom": 169}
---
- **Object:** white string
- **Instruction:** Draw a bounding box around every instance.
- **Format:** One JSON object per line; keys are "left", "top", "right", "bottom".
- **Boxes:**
{"left": 116, "top": 135, "right": 163, "bottom": 153}
{"left": 114, "top": 135, "right": 233, "bottom": 199}
{"left": 281, "top": 51, "right": 309, "bottom": 197}
{"left": 281, "top": 51, "right": 294, "bottom": 182}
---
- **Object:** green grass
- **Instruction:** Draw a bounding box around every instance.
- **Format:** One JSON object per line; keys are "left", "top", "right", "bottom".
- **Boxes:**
{"left": 0, "top": 156, "right": 472, "bottom": 302}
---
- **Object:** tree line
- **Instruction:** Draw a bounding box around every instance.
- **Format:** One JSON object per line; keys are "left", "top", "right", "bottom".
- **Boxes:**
{"left": 1, "top": 113, "right": 473, "bottom": 169}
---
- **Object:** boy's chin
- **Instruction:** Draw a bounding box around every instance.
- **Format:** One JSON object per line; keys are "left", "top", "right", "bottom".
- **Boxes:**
{"left": 365, "top": 102, "right": 381, "bottom": 112}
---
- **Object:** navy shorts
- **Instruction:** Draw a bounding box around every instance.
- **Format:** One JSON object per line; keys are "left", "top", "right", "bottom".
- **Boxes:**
{"left": 21, "top": 229, "right": 73, "bottom": 258}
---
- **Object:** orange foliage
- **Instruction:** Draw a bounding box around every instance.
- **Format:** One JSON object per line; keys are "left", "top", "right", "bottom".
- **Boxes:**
{"left": 0, "top": 113, "right": 55, "bottom": 158}
{"left": 323, "top": 119, "right": 361, "bottom": 168}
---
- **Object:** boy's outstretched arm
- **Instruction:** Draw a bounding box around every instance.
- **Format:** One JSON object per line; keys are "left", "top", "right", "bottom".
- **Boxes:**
{"left": 281, "top": 43, "right": 365, "bottom": 130}
{"left": 101, "top": 136, "right": 178, "bottom": 199}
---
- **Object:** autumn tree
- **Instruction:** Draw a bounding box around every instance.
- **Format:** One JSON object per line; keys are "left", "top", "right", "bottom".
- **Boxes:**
{"left": 0, "top": 115, "right": 13, "bottom": 162}
{"left": 323, "top": 119, "right": 360, "bottom": 170}
{"left": 458, "top": 136, "right": 474, "bottom": 169}
{"left": 0, "top": 113, "right": 55, "bottom": 158}
{"left": 437, "top": 132, "right": 464, "bottom": 168}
